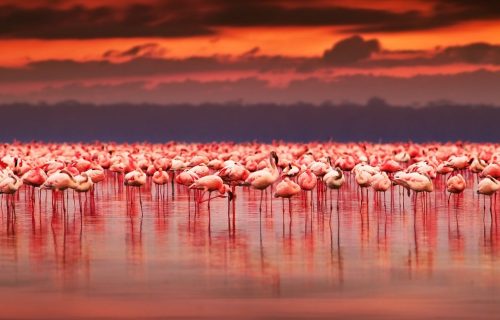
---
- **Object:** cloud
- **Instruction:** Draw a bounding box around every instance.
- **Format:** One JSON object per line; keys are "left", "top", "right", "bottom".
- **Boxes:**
{"left": 0, "top": 3, "right": 213, "bottom": 39}
{"left": 349, "top": 0, "right": 500, "bottom": 33}
{"left": 240, "top": 47, "right": 261, "bottom": 58}
{"left": 2, "top": 0, "right": 499, "bottom": 39}
{"left": 0, "top": 55, "right": 304, "bottom": 83}
{"left": 1, "top": 36, "right": 500, "bottom": 85}
{"left": 322, "top": 35, "right": 380, "bottom": 65}
{"left": 435, "top": 43, "right": 500, "bottom": 65}
{"left": 203, "top": 1, "right": 402, "bottom": 27}
{"left": 103, "top": 43, "right": 167, "bottom": 59}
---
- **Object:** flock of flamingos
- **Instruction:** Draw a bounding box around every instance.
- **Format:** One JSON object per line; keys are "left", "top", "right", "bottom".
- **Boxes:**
{"left": 0, "top": 142, "right": 499, "bottom": 219}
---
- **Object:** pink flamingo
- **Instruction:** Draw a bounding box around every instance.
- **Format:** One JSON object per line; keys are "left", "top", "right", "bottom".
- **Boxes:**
{"left": 446, "top": 174, "right": 466, "bottom": 203}
{"left": 274, "top": 178, "right": 301, "bottom": 214}
{"left": 153, "top": 168, "right": 169, "bottom": 200}
{"left": 124, "top": 168, "right": 147, "bottom": 214}
{"left": 0, "top": 172, "right": 23, "bottom": 212}
{"left": 245, "top": 151, "right": 280, "bottom": 211}
{"left": 324, "top": 167, "right": 345, "bottom": 210}
{"left": 298, "top": 168, "right": 317, "bottom": 207}
{"left": 189, "top": 175, "right": 233, "bottom": 209}
{"left": 477, "top": 176, "right": 500, "bottom": 213}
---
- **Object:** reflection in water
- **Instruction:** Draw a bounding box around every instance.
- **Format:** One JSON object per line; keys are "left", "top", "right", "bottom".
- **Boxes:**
{"left": 0, "top": 173, "right": 500, "bottom": 319}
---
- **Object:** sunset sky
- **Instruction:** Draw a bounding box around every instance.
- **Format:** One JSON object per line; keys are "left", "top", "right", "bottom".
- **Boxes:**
{"left": 1, "top": 0, "right": 500, "bottom": 105}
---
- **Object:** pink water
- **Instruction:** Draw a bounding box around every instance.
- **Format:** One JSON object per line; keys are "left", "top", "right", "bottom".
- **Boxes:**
{"left": 1, "top": 173, "right": 499, "bottom": 319}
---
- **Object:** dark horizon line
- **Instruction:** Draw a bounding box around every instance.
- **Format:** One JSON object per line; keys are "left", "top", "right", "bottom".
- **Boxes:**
{"left": 0, "top": 101, "right": 499, "bottom": 143}
{"left": 2, "top": 98, "right": 500, "bottom": 109}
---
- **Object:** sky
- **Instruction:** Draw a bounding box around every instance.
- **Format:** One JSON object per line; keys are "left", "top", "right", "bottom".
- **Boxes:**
{"left": 1, "top": 0, "right": 500, "bottom": 105}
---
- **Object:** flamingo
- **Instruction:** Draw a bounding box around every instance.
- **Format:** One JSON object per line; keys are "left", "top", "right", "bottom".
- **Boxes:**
{"left": 324, "top": 167, "right": 345, "bottom": 209}
{"left": 477, "top": 176, "right": 500, "bottom": 196}
{"left": 189, "top": 175, "right": 233, "bottom": 209}
{"left": 282, "top": 163, "right": 300, "bottom": 179}
{"left": 297, "top": 168, "right": 317, "bottom": 207}
{"left": 22, "top": 167, "right": 47, "bottom": 193}
{"left": 41, "top": 169, "right": 77, "bottom": 212}
{"left": 152, "top": 168, "right": 169, "bottom": 199}
{"left": 370, "top": 172, "right": 391, "bottom": 207}
{"left": 218, "top": 161, "right": 249, "bottom": 187}
{"left": 481, "top": 163, "right": 500, "bottom": 179}
{"left": 86, "top": 165, "right": 106, "bottom": 183}
{"left": 380, "top": 159, "right": 403, "bottom": 174}
{"left": 124, "top": 168, "right": 147, "bottom": 213}
{"left": 393, "top": 172, "right": 433, "bottom": 208}
{"left": 354, "top": 168, "right": 372, "bottom": 203}
{"left": 245, "top": 151, "right": 279, "bottom": 211}
{"left": 394, "top": 151, "right": 410, "bottom": 163}
{"left": 477, "top": 176, "right": 500, "bottom": 214}
{"left": 71, "top": 172, "right": 94, "bottom": 214}
{"left": 274, "top": 178, "right": 301, "bottom": 214}
{"left": 446, "top": 174, "right": 466, "bottom": 203}
{"left": 0, "top": 172, "right": 23, "bottom": 211}
{"left": 74, "top": 172, "right": 94, "bottom": 193}
{"left": 469, "top": 157, "right": 487, "bottom": 174}
{"left": 445, "top": 155, "right": 470, "bottom": 171}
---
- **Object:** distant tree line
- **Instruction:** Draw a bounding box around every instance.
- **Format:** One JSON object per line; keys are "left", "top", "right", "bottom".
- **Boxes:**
{"left": 0, "top": 100, "right": 498, "bottom": 142}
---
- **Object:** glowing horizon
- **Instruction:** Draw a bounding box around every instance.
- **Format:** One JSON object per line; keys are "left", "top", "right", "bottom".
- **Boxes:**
{"left": 1, "top": 0, "right": 500, "bottom": 105}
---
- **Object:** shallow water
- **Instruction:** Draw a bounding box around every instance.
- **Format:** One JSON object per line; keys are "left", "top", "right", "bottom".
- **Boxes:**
{"left": 1, "top": 172, "right": 499, "bottom": 319}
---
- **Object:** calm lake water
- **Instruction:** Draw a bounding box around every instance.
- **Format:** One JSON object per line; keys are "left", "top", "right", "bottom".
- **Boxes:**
{"left": 1, "top": 172, "right": 499, "bottom": 319}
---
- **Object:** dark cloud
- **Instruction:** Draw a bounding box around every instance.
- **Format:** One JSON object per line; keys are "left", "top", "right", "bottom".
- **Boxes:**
{"left": 103, "top": 43, "right": 167, "bottom": 59}
{"left": 0, "top": 3, "right": 213, "bottom": 39}
{"left": 435, "top": 43, "right": 500, "bottom": 65}
{"left": 322, "top": 35, "right": 380, "bottom": 65}
{"left": 1, "top": 36, "right": 500, "bottom": 84}
{"left": 356, "top": 42, "right": 500, "bottom": 68}
{"left": 0, "top": 55, "right": 304, "bottom": 83}
{"left": 203, "top": 1, "right": 402, "bottom": 27}
{"left": 350, "top": 0, "right": 500, "bottom": 33}
{"left": 1, "top": 0, "right": 499, "bottom": 39}
{"left": 240, "top": 47, "right": 261, "bottom": 58}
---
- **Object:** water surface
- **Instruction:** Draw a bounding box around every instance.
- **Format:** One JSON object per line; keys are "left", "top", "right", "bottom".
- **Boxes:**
{"left": 0, "top": 173, "right": 499, "bottom": 319}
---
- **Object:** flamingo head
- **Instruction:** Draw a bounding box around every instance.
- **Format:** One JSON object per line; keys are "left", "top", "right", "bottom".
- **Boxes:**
{"left": 227, "top": 189, "right": 234, "bottom": 202}
{"left": 487, "top": 175, "right": 499, "bottom": 184}
{"left": 60, "top": 169, "right": 77, "bottom": 182}
{"left": 219, "top": 184, "right": 234, "bottom": 201}
{"left": 270, "top": 151, "right": 279, "bottom": 165}
{"left": 335, "top": 167, "right": 343, "bottom": 178}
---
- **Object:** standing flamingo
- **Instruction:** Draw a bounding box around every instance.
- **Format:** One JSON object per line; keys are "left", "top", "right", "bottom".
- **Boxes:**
{"left": 274, "top": 178, "right": 301, "bottom": 214}
{"left": 22, "top": 167, "right": 47, "bottom": 201}
{"left": 41, "top": 169, "right": 78, "bottom": 212}
{"left": 72, "top": 172, "right": 94, "bottom": 214}
{"left": 153, "top": 168, "right": 169, "bottom": 200}
{"left": 324, "top": 167, "right": 345, "bottom": 210}
{"left": 446, "top": 174, "right": 466, "bottom": 204}
{"left": 189, "top": 175, "right": 233, "bottom": 209}
{"left": 370, "top": 172, "right": 391, "bottom": 207}
{"left": 477, "top": 176, "right": 500, "bottom": 213}
{"left": 0, "top": 172, "right": 23, "bottom": 212}
{"left": 245, "top": 151, "right": 279, "bottom": 212}
{"left": 298, "top": 168, "right": 317, "bottom": 207}
{"left": 124, "top": 168, "right": 147, "bottom": 214}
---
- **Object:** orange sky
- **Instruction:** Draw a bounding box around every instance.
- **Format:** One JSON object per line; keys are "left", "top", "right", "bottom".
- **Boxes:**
{"left": 0, "top": 22, "right": 500, "bottom": 66}
{"left": 2, "top": 21, "right": 500, "bottom": 67}
{"left": 1, "top": 0, "right": 500, "bottom": 66}
{"left": 1, "top": 0, "right": 500, "bottom": 105}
